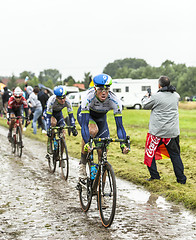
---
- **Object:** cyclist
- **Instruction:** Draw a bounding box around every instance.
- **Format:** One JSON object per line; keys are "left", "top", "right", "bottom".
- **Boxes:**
{"left": 7, "top": 86, "right": 30, "bottom": 142}
{"left": 77, "top": 73, "right": 130, "bottom": 180}
{"left": 45, "top": 85, "right": 78, "bottom": 152}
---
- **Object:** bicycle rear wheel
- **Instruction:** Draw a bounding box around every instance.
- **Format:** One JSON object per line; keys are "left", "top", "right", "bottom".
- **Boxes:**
{"left": 79, "top": 162, "right": 92, "bottom": 212}
{"left": 98, "top": 162, "right": 116, "bottom": 228}
{"left": 60, "top": 138, "right": 69, "bottom": 180}
{"left": 48, "top": 138, "right": 56, "bottom": 173}
{"left": 16, "top": 126, "right": 22, "bottom": 157}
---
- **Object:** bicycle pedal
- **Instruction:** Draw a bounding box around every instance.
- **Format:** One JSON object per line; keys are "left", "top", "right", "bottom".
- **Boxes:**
{"left": 76, "top": 182, "right": 82, "bottom": 191}
{"left": 45, "top": 154, "right": 50, "bottom": 160}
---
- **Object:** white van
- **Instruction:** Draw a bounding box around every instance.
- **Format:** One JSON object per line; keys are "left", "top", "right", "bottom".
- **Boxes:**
{"left": 67, "top": 91, "right": 88, "bottom": 107}
{"left": 110, "top": 78, "right": 159, "bottom": 109}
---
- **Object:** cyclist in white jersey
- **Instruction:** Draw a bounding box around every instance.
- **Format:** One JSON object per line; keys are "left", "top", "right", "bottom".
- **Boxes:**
{"left": 77, "top": 73, "right": 129, "bottom": 180}
{"left": 45, "top": 85, "right": 78, "bottom": 140}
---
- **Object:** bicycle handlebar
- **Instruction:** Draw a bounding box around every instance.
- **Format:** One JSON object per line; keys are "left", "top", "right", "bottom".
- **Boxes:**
{"left": 51, "top": 126, "right": 74, "bottom": 130}
{"left": 89, "top": 136, "right": 130, "bottom": 149}
{"left": 9, "top": 116, "right": 29, "bottom": 120}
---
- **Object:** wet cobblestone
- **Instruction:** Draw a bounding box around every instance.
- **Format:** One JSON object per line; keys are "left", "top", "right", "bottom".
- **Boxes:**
{"left": 0, "top": 126, "right": 195, "bottom": 240}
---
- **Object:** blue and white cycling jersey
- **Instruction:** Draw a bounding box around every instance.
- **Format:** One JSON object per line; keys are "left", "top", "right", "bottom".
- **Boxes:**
{"left": 45, "top": 95, "right": 75, "bottom": 130}
{"left": 77, "top": 88, "right": 127, "bottom": 144}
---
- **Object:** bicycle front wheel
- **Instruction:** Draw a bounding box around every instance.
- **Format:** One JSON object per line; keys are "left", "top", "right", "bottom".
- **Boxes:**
{"left": 16, "top": 126, "right": 22, "bottom": 157}
{"left": 98, "top": 162, "right": 116, "bottom": 228}
{"left": 79, "top": 162, "right": 92, "bottom": 212}
{"left": 60, "top": 138, "right": 69, "bottom": 180}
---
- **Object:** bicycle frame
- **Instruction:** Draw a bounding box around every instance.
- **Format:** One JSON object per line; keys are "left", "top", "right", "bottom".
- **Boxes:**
{"left": 88, "top": 136, "right": 130, "bottom": 192}
{"left": 9, "top": 116, "right": 24, "bottom": 157}
{"left": 46, "top": 125, "right": 73, "bottom": 180}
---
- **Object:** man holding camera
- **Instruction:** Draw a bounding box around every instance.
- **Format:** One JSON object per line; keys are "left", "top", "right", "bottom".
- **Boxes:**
{"left": 142, "top": 76, "right": 186, "bottom": 184}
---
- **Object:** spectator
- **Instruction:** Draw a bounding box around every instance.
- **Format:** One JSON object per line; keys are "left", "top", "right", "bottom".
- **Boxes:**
{"left": 37, "top": 88, "right": 49, "bottom": 133}
{"left": 27, "top": 86, "right": 43, "bottom": 134}
{"left": 141, "top": 76, "right": 187, "bottom": 184}
{"left": 2, "top": 87, "right": 12, "bottom": 116}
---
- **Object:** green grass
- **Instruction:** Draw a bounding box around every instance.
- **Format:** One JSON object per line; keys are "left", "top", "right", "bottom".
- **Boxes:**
{"left": 1, "top": 107, "right": 196, "bottom": 211}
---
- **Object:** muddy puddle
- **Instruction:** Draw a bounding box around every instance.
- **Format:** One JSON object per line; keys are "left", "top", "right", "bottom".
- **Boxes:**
{"left": 0, "top": 126, "right": 195, "bottom": 239}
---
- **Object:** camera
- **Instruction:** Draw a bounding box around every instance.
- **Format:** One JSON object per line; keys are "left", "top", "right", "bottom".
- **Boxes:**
{"left": 147, "top": 88, "right": 151, "bottom": 96}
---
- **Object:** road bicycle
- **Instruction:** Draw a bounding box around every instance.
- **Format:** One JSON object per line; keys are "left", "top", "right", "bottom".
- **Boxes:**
{"left": 76, "top": 136, "right": 130, "bottom": 228}
{"left": 45, "top": 126, "right": 73, "bottom": 181}
{"left": 9, "top": 116, "right": 26, "bottom": 158}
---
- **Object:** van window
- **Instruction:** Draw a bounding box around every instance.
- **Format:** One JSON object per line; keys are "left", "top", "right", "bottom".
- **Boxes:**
{"left": 125, "top": 86, "right": 129, "bottom": 92}
{"left": 141, "top": 86, "right": 151, "bottom": 91}
{"left": 113, "top": 88, "right": 121, "bottom": 93}
{"left": 69, "top": 95, "right": 75, "bottom": 99}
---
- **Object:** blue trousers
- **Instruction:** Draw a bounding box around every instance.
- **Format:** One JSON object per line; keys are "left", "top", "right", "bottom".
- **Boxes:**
{"left": 147, "top": 136, "right": 187, "bottom": 184}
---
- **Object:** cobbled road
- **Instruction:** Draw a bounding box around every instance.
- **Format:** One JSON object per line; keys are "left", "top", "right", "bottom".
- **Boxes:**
{"left": 0, "top": 126, "right": 195, "bottom": 240}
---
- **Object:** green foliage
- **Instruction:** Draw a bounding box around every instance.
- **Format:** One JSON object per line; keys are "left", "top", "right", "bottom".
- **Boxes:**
{"left": 83, "top": 72, "right": 92, "bottom": 89}
{"left": 38, "top": 69, "right": 61, "bottom": 85}
{"left": 7, "top": 75, "right": 17, "bottom": 90}
{"left": 64, "top": 76, "right": 75, "bottom": 86}
{"left": 19, "top": 71, "right": 35, "bottom": 80}
{"left": 103, "top": 58, "right": 196, "bottom": 97}
{"left": 103, "top": 58, "right": 148, "bottom": 78}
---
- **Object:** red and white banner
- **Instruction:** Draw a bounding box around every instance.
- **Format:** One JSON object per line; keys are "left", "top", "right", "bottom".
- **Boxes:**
{"left": 144, "top": 133, "right": 171, "bottom": 167}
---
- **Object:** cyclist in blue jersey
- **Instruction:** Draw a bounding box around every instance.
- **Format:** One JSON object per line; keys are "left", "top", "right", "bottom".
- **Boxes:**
{"left": 77, "top": 73, "right": 130, "bottom": 180}
{"left": 45, "top": 85, "right": 78, "bottom": 153}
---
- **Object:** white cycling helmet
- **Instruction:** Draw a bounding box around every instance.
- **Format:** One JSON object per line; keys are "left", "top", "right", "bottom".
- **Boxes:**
{"left": 13, "top": 86, "right": 23, "bottom": 98}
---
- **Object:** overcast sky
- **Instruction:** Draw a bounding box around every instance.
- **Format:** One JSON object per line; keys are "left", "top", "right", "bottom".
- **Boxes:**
{"left": 0, "top": 0, "right": 195, "bottom": 81}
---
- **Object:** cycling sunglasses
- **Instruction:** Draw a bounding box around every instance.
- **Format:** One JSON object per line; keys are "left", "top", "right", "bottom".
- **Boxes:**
{"left": 15, "top": 96, "right": 22, "bottom": 99}
{"left": 57, "top": 95, "right": 66, "bottom": 100}
{"left": 95, "top": 86, "right": 110, "bottom": 92}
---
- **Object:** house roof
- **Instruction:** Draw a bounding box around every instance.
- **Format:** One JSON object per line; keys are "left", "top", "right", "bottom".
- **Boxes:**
{"left": 1, "top": 78, "right": 25, "bottom": 86}
{"left": 73, "top": 83, "right": 85, "bottom": 90}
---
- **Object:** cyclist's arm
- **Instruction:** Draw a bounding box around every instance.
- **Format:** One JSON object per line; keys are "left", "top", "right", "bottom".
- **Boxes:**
{"left": 81, "top": 111, "right": 90, "bottom": 144}
{"left": 114, "top": 114, "right": 126, "bottom": 139}
{"left": 46, "top": 112, "right": 52, "bottom": 130}
{"left": 68, "top": 112, "right": 75, "bottom": 126}
{"left": 66, "top": 99, "right": 76, "bottom": 127}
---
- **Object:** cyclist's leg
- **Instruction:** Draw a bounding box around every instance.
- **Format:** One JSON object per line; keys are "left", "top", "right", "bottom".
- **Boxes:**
{"left": 8, "top": 109, "right": 19, "bottom": 140}
{"left": 95, "top": 115, "right": 109, "bottom": 161}
{"left": 79, "top": 117, "right": 98, "bottom": 180}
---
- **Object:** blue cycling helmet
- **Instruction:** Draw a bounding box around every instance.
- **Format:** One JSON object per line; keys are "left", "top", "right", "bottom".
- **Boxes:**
{"left": 54, "top": 85, "right": 67, "bottom": 97}
{"left": 93, "top": 74, "right": 112, "bottom": 87}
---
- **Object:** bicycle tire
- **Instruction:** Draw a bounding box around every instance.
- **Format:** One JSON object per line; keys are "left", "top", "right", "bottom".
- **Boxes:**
{"left": 79, "top": 162, "right": 92, "bottom": 212}
{"left": 16, "top": 126, "right": 22, "bottom": 157}
{"left": 48, "top": 138, "right": 56, "bottom": 173}
{"left": 60, "top": 138, "right": 69, "bottom": 180}
{"left": 11, "top": 134, "right": 16, "bottom": 154}
{"left": 98, "top": 162, "right": 116, "bottom": 228}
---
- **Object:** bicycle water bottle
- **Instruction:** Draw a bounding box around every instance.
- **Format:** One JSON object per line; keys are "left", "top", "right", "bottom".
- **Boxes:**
{"left": 90, "top": 163, "right": 98, "bottom": 180}
{"left": 54, "top": 139, "right": 58, "bottom": 150}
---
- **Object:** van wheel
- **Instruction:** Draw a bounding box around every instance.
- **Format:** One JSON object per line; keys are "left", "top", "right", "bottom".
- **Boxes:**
{"left": 134, "top": 104, "right": 141, "bottom": 110}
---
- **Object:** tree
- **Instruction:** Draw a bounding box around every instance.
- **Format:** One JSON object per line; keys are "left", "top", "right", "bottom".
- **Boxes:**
{"left": 63, "top": 76, "right": 75, "bottom": 86}
{"left": 7, "top": 75, "right": 17, "bottom": 90}
{"left": 103, "top": 58, "right": 148, "bottom": 78}
{"left": 83, "top": 72, "right": 92, "bottom": 89}
{"left": 177, "top": 67, "right": 196, "bottom": 97}
{"left": 19, "top": 71, "right": 35, "bottom": 80}
{"left": 38, "top": 69, "right": 62, "bottom": 85}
